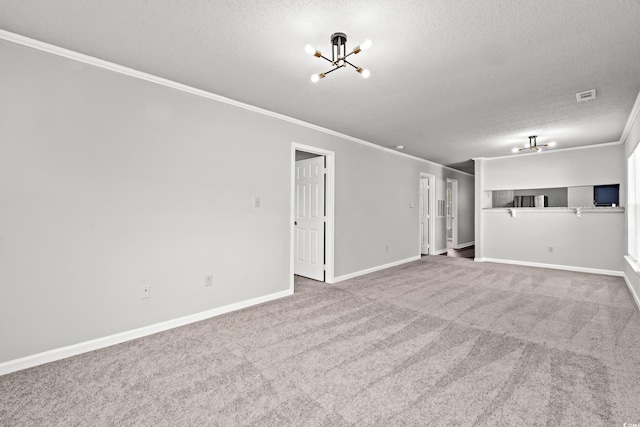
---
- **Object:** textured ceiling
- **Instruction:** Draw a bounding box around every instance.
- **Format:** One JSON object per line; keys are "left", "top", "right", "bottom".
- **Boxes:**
{"left": 2, "top": 0, "right": 640, "bottom": 173}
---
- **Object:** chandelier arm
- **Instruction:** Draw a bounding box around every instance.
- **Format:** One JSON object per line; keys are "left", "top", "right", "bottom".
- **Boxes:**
{"left": 319, "top": 55, "right": 333, "bottom": 63}
{"left": 344, "top": 51, "right": 357, "bottom": 60}
{"left": 322, "top": 66, "right": 342, "bottom": 76}
{"left": 343, "top": 60, "right": 359, "bottom": 69}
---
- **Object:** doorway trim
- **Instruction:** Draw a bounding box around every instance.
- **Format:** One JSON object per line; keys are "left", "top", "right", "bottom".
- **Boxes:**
{"left": 447, "top": 178, "right": 459, "bottom": 249}
{"left": 291, "top": 143, "right": 335, "bottom": 290}
{"left": 419, "top": 173, "right": 436, "bottom": 255}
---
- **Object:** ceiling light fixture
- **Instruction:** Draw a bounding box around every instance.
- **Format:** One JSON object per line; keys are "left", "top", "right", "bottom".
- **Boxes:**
{"left": 511, "top": 136, "right": 556, "bottom": 153}
{"left": 305, "top": 32, "right": 371, "bottom": 82}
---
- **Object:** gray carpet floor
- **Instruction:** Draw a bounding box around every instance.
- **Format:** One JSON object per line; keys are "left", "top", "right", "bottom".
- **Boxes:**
{"left": 1, "top": 256, "right": 640, "bottom": 426}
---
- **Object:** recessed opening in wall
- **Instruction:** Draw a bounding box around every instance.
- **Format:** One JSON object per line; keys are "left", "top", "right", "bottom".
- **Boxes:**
{"left": 489, "top": 187, "right": 567, "bottom": 208}
{"left": 485, "top": 184, "right": 621, "bottom": 208}
{"left": 594, "top": 184, "right": 619, "bottom": 207}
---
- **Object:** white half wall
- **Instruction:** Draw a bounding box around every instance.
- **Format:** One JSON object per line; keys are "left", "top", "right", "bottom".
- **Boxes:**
{"left": 476, "top": 143, "right": 625, "bottom": 272}
{"left": 483, "top": 209, "right": 624, "bottom": 271}
{"left": 0, "top": 35, "right": 474, "bottom": 365}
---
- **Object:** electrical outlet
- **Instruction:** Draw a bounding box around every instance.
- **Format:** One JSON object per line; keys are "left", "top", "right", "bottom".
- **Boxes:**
{"left": 142, "top": 285, "right": 150, "bottom": 299}
{"left": 548, "top": 246, "right": 554, "bottom": 253}
{"left": 205, "top": 274, "right": 213, "bottom": 287}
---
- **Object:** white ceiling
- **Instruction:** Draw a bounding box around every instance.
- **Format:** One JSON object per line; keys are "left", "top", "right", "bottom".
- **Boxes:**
{"left": 2, "top": 0, "right": 640, "bottom": 173}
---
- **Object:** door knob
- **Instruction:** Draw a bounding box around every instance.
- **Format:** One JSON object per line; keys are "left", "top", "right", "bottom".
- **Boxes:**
{"left": 294, "top": 221, "right": 297, "bottom": 225}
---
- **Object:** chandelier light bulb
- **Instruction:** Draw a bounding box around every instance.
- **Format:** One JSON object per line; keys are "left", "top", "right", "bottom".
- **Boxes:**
{"left": 304, "top": 44, "right": 315, "bottom": 55}
{"left": 512, "top": 147, "right": 519, "bottom": 153}
{"left": 361, "top": 39, "right": 372, "bottom": 50}
{"left": 548, "top": 141, "right": 557, "bottom": 147}
{"left": 361, "top": 68, "right": 371, "bottom": 78}
{"left": 310, "top": 73, "right": 325, "bottom": 83}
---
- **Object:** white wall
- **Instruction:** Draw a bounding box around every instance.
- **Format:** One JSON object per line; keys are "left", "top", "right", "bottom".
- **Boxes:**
{"left": 622, "top": 93, "right": 640, "bottom": 308}
{"left": 476, "top": 143, "right": 625, "bottom": 272}
{"left": 0, "top": 38, "right": 474, "bottom": 364}
{"left": 483, "top": 143, "right": 624, "bottom": 191}
{"left": 483, "top": 210, "right": 624, "bottom": 272}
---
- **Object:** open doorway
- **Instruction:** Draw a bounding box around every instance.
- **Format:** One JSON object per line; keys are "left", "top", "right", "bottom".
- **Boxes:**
{"left": 419, "top": 174, "right": 436, "bottom": 256}
{"left": 446, "top": 178, "right": 458, "bottom": 249}
{"left": 442, "top": 177, "right": 474, "bottom": 259}
{"left": 290, "top": 144, "right": 335, "bottom": 292}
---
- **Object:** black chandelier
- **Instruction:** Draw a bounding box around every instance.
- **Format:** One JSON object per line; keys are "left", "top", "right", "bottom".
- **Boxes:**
{"left": 305, "top": 32, "right": 371, "bottom": 82}
{"left": 512, "top": 135, "right": 556, "bottom": 153}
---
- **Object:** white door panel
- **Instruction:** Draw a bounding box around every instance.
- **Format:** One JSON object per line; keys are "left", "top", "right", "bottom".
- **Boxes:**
{"left": 294, "top": 156, "right": 325, "bottom": 280}
{"left": 296, "top": 228, "right": 306, "bottom": 262}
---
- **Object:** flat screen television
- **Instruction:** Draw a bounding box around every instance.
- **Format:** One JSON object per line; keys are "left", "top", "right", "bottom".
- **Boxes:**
{"left": 594, "top": 184, "right": 619, "bottom": 207}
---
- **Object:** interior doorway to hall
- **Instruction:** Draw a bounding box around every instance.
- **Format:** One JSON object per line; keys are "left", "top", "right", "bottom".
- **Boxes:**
{"left": 419, "top": 173, "right": 435, "bottom": 257}
{"left": 294, "top": 151, "right": 325, "bottom": 282}
{"left": 291, "top": 144, "right": 335, "bottom": 290}
{"left": 442, "top": 177, "right": 474, "bottom": 258}
{"left": 446, "top": 178, "right": 458, "bottom": 249}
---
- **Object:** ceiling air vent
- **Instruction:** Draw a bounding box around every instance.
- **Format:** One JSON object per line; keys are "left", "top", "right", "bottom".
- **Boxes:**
{"left": 576, "top": 89, "right": 596, "bottom": 102}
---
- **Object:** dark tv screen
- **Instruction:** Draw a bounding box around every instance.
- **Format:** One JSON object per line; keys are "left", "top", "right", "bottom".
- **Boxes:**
{"left": 594, "top": 184, "right": 619, "bottom": 206}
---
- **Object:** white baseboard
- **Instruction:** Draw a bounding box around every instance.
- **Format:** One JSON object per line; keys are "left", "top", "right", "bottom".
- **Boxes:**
{"left": 622, "top": 272, "right": 640, "bottom": 312}
{"left": 454, "top": 241, "right": 475, "bottom": 250}
{"left": 331, "top": 255, "right": 421, "bottom": 283}
{"left": 622, "top": 256, "right": 640, "bottom": 312}
{"left": 0, "top": 289, "right": 293, "bottom": 376}
{"left": 474, "top": 257, "right": 623, "bottom": 277}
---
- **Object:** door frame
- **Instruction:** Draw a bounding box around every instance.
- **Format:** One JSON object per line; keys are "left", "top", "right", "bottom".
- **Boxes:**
{"left": 290, "top": 143, "right": 335, "bottom": 290}
{"left": 419, "top": 173, "right": 436, "bottom": 255}
{"left": 446, "top": 178, "right": 459, "bottom": 249}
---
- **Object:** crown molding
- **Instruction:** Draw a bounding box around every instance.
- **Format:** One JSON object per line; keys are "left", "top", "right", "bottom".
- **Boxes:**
{"left": 620, "top": 89, "right": 640, "bottom": 145}
{"left": 0, "top": 29, "right": 473, "bottom": 178}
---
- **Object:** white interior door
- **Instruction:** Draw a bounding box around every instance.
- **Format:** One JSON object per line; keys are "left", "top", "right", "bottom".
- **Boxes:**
{"left": 294, "top": 156, "right": 325, "bottom": 281}
{"left": 420, "top": 178, "right": 430, "bottom": 255}
{"left": 450, "top": 179, "right": 458, "bottom": 248}
{"left": 446, "top": 181, "right": 453, "bottom": 242}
